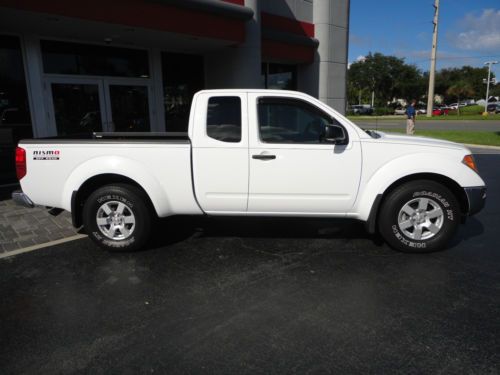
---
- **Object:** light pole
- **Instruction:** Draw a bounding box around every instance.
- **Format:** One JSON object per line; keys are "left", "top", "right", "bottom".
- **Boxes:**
{"left": 426, "top": 0, "right": 440, "bottom": 117}
{"left": 483, "top": 61, "right": 498, "bottom": 114}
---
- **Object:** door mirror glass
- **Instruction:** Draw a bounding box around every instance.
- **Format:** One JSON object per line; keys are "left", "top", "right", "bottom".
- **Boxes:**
{"left": 324, "top": 124, "right": 348, "bottom": 145}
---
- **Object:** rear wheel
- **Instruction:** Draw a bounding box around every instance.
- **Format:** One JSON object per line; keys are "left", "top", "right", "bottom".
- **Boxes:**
{"left": 82, "top": 184, "right": 153, "bottom": 252}
{"left": 378, "top": 180, "right": 460, "bottom": 253}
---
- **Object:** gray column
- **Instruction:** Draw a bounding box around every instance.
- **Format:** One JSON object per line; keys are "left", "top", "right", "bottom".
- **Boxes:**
{"left": 23, "top": 35, "right": 52, "bottom": 137}
{"left": 150, "top": 48, "right": 166, "bottom": 132}
{"left": 205, "top": 0, "right": 262, "bottom": 89}
{"left": 313, "top": 0, "right": 350, "bottom": 114}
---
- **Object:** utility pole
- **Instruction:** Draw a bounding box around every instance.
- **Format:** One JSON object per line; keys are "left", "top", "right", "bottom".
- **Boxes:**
{"left": 483, "top": 61, "right": 498, "bottom": 114}
{"left": 426, "top": 0, "right": 440, "bottom": 117}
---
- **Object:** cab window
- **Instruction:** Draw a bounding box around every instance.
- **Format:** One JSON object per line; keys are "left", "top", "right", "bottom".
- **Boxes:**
{"left": 206, "top": 96, "right": 241, "bottom": 143}
{"left": 258, "top": 97, "right": 338, "bottom": 144}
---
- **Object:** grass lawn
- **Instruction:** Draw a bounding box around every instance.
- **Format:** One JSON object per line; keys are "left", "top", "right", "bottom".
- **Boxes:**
{"left": 375, "top": 129, "right": 500, "bottom": 146}
{"left": 348, "top": 114, "right": 500, "bottom": 121}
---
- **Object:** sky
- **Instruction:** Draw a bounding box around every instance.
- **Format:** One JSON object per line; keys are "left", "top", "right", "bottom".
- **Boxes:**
{"left": 348, "top": 0, "right": 500, "bottom": 77}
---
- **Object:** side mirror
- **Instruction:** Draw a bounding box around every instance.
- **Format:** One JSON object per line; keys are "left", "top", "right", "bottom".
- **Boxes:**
{"left": 324, "top": 124, "right": 348, "bottom": 145}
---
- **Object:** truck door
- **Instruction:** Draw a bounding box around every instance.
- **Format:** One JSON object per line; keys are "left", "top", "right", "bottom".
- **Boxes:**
{"left": 247, "top": 94, "right": 362, "bottom": 214}
{"left": 191, "top": 93, "right": 249, "bottom": 214}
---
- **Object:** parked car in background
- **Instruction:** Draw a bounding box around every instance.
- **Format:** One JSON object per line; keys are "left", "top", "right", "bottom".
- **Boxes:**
{"left": 449, "top": 103, "right": 467, "bottom": 110}
{"left": 394, "top": 107, "right": 406, "bottom": 115}
{"left": 350, "top": 105, "right": 374, "bottom": 115}
{"left": 416, "top": 107, "right": 426, "bottom": 115}
{"left": 432, "top": 107, "right": 450, "bottom": 116}
{"left": 432, "top": 108, "right": 442, "bottom": 116}
{"left": 486, "top": 103, "right": 500, "bottom": 113}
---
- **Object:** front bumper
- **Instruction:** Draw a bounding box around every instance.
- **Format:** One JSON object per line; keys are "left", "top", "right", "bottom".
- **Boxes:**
{"left": 12, "top": 190, "right": 35, "bottom": 208}
{"left": 464, "top": 186, "right": 486, "bottom": 216}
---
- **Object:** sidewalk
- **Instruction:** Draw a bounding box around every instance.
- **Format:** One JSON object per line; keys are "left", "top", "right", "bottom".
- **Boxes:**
{"left": 0, "top": 199, "right": 78, "bottom": 253}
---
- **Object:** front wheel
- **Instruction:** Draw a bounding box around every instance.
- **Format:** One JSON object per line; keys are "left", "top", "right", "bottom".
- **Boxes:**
{"left": 378, "top": 180, "right": 460, "bottom": 253}
{"left": 82, "top": 184, "right": 153, "bottom": 252}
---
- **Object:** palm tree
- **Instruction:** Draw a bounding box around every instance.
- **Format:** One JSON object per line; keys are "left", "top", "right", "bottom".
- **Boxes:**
{"left": 446, "top": 82, "right": 474, "bottom": 115}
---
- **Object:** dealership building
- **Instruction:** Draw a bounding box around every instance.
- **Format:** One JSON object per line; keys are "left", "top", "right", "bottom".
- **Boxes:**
{"left": 0, "top": 0, "right": 350, "bottom": 185}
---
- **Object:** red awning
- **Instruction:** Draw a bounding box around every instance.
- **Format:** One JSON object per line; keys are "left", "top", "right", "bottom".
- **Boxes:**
{"left": 261, "top": 12, "right": 318, "bottom": 64}
{"left": 0, "top": 0, "right": 253, "bottom": 43}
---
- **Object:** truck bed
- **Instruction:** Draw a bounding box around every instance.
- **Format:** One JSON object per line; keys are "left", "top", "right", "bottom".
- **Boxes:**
{"left": 18, "top": 132, "right": 200, "bottom": 216}
{"left": 20, "top": 132, "right": 190, "bottom": 144}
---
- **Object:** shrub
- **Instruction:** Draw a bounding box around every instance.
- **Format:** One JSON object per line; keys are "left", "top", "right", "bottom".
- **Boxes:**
{"left": 459, "top": 105, "right": 484, "bottom": 115}
{"left": 448, "top": 105, "right": 483, "bottom": 116}
{"left": 373, "top": 107, "right": 393, "bottom": 116}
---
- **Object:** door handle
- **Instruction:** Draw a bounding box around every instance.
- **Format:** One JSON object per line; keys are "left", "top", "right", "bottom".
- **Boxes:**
{"left": 252, "top": 154, "right": 276, "bottom": 160}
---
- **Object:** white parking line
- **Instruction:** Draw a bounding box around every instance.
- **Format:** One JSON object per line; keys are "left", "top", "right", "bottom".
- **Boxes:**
{"left": 0, "top": 234, "right": 87, "bottom": 260}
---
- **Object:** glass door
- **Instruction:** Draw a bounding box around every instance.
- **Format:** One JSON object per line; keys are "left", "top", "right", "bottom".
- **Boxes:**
{"left": 46, "top": 78, "right": 108, "bottom": 136}
{"left": 0, "top": 35, "right": 33, "bottom": 185}
{"left": 46, "top": 78, "right": 153, "bottom": 135}
{"left": 104, "top": 80, "right": 152, "bottom": 132}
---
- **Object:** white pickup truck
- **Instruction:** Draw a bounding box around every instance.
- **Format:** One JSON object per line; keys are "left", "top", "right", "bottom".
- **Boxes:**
{"left": 13, "top": 90, "right": 486, "bottom": 253}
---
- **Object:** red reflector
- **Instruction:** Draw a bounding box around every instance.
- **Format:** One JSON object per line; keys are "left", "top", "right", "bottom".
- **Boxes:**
{"left": 15, "top": 147, "right": 26, "bottom": 180}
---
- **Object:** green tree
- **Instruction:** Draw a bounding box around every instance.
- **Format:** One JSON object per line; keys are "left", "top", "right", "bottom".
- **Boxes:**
{"left": 347, "top": 53, "right": 495, "bottom": 107}
{"left": 489, "top": 80, "right": 500, "bottom": 98}
{"left": 446, "top": 82, "right": 474, "bottom": 115}
{"left": 395, "top": 64, "right": 426, "bottom": 102}
{"left": 435, "top": 66, "right": 491, "bottom": 102}
{"left": 347, "top": 52, "right": 425, "bottom": 107}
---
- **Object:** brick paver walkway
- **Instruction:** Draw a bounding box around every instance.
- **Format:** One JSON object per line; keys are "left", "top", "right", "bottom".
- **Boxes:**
{"left": 0, "top": 199, "right": 78, "bottom": 253}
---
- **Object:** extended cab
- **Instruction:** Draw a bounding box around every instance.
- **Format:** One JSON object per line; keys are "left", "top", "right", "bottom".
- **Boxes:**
{"left": 13, "top": 90, "right": 486, "bottom": 252}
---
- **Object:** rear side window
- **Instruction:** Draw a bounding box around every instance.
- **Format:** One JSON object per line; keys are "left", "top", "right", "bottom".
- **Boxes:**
{"left": 207, "top": 97, "right": 241, "bottom": 143}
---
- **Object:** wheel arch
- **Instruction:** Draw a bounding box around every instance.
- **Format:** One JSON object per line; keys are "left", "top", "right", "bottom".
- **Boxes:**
{"left": 71, "top": 174, "right": 157, "bottom": 228}
{"left": 365, "top": 172, "right": 468, "bottom": 234}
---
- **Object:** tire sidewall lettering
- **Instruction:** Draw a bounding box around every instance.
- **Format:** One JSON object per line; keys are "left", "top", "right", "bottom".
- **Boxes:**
{"left": 91, "top": 230, "right": 136, "bottom": 248}
{"left": 92, "top": 231, "right": 103, "bottom": 241}
{"left": 391, "top": 189, "right": 457, "bottom": 248}
{"left": 96, "top": 194, "right": 134, "bottom": 209}
{"left": 412, "top": 190, "right": 454, "bottom": 221}
{"left": 391, "top": 225, "right": 427, "bottom": 249}
{"left": 102, "top": 236, "right": 136, "bottom": 248}
{"left": 380, "top": 181, "right": 460, "bottom": 253}
{"left": 83, "top": 185, "right": 151, "bottom": 252}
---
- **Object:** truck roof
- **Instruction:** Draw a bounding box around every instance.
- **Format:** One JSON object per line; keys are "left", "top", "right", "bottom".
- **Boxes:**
{"left": 196, "top": 89, "right": 311, "bottom": 96}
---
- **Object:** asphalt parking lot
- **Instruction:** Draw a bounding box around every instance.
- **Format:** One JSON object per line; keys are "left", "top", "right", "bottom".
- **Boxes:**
{"left": 1, "top": 153, "right": 499, "bottom": 374}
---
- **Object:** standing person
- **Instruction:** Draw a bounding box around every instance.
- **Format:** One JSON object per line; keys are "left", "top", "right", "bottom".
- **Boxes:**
{"left": 406, "top": 99, "right": 416, "bottom": 135}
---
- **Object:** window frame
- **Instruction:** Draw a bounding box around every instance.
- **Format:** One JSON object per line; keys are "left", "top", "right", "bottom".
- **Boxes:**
{"left": 256, "top": 96, "right": 341, "bottom": 145}
{"left": 39, "top": 39, "right": 150, "bottom": 78}
{"left": 261, "top": 63, "right": 297, "bottom": 90}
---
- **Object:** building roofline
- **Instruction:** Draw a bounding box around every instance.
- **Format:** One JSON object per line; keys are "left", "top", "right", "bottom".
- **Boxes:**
{"left": 153, "top": 0, "right": 254, "bottom": 20}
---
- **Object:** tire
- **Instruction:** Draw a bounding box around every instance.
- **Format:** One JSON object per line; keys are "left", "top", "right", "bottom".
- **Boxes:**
{"left": 378, "top": 180, "right": 460, "bottom": 253}
{"left": 82, "top": 184, "right": 153, "bottom": 252}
